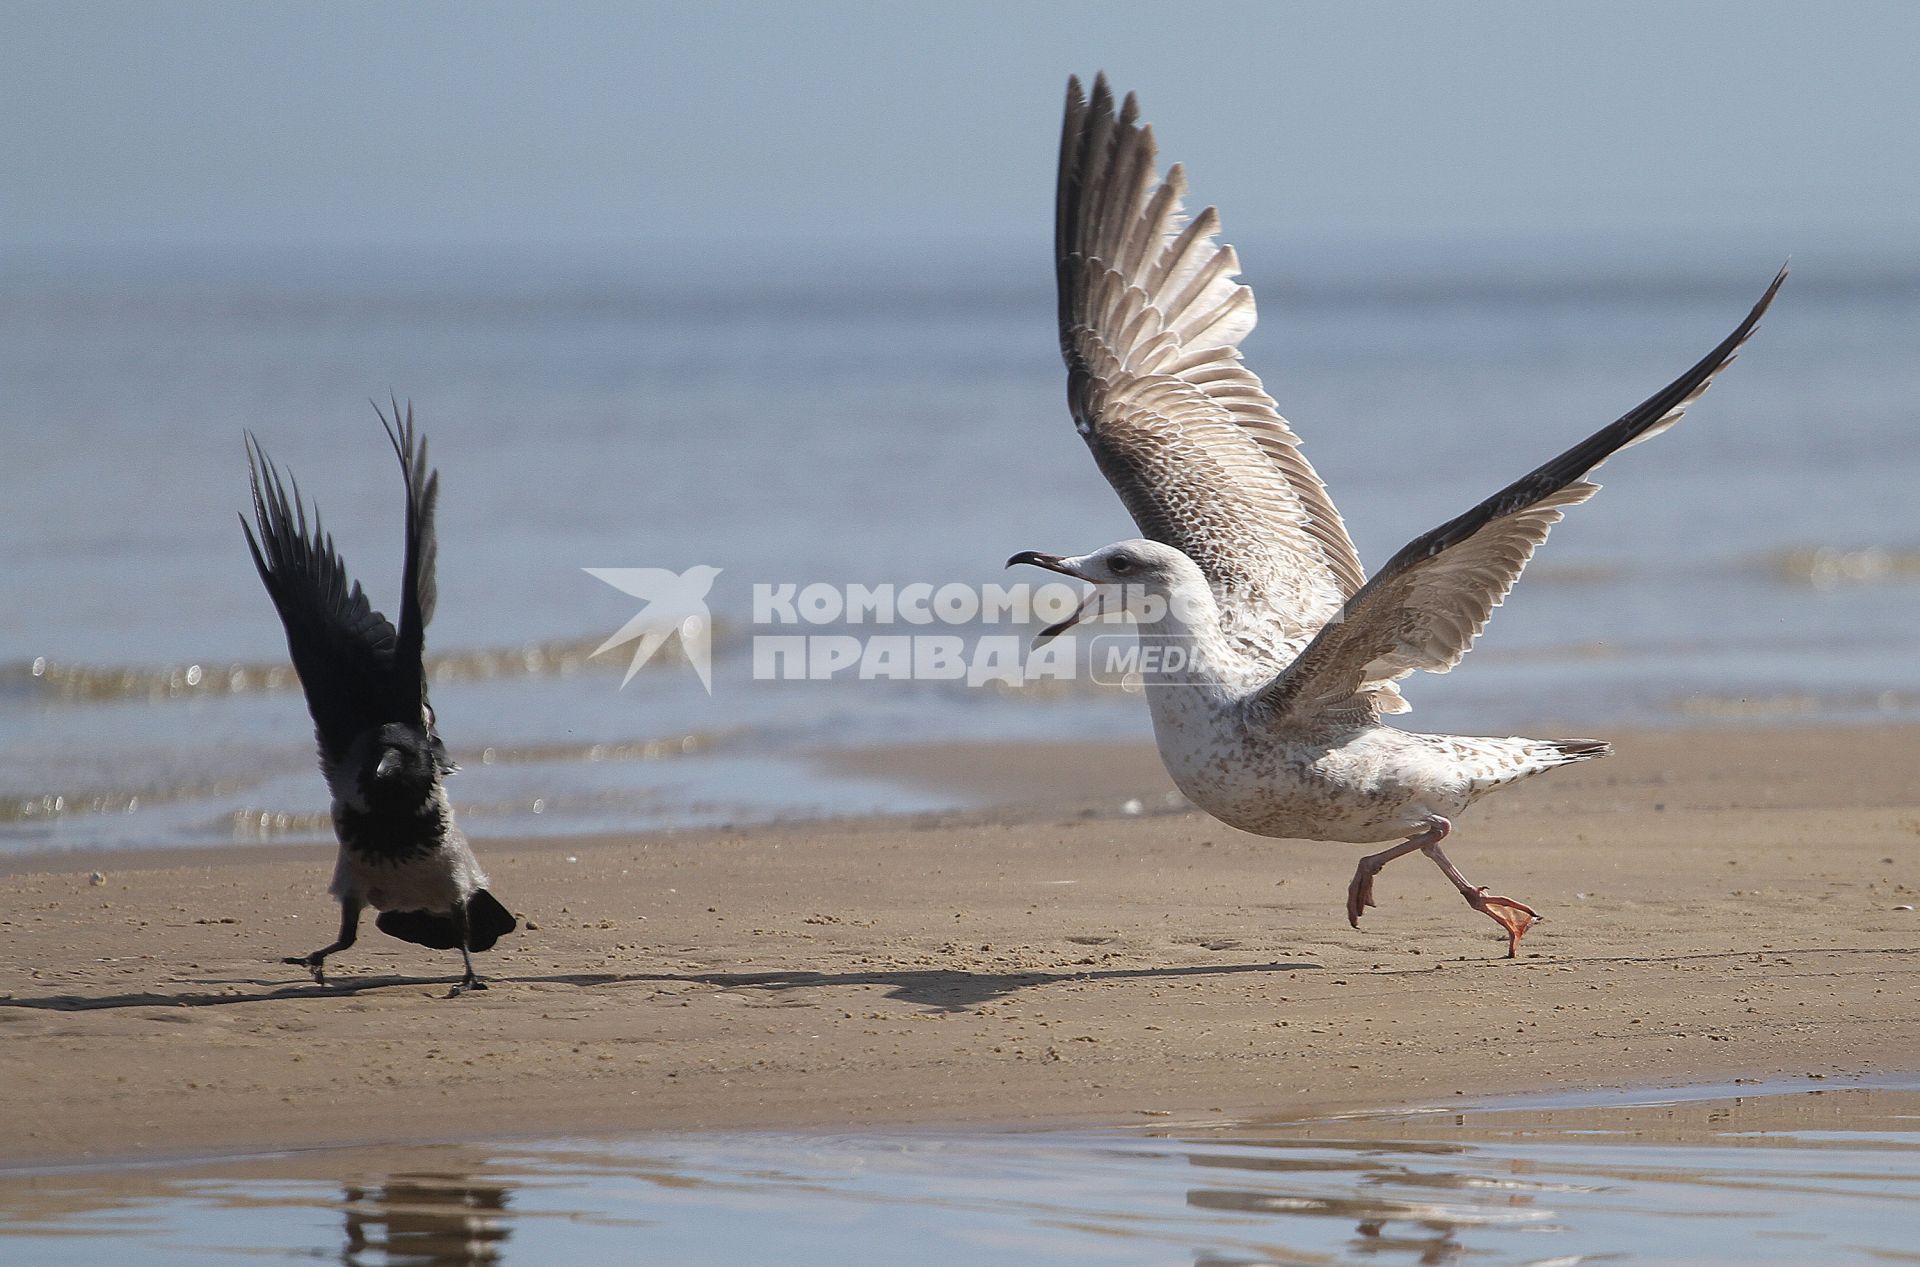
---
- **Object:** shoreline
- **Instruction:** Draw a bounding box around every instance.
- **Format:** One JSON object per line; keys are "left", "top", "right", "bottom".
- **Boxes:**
{"left": 2, "top": 725, "right": 1917, "bottom": 1169}
{"left": 8, "top": 1073, "right": 1915, "bottom": 1181}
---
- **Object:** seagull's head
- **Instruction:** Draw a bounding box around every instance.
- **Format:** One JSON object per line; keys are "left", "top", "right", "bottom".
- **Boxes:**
{"left": 1006, "top": 539, "right": 1207, "bottom": 643}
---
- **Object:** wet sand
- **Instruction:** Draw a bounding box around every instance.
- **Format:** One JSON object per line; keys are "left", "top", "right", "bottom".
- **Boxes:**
{"left": 2, "top": 725, "right": 1917, "bottom": 1168}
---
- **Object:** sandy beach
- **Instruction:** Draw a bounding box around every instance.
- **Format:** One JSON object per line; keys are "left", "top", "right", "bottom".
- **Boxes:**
{"left": 2, "top": 724, "right": 1916, "bottom": 1168}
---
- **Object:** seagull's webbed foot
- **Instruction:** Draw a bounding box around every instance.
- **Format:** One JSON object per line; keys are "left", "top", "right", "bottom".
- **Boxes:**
{"left": 1409, "top": 832, "right": 1544, "bottom": 958}
{"left": 1467, "top": 889, "right": 1541, "bottom": 959}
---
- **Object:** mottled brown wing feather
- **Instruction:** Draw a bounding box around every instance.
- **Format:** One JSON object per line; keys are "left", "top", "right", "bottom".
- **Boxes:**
{"left": 1059, "top": 74, "right": 1367, "bottom": 658}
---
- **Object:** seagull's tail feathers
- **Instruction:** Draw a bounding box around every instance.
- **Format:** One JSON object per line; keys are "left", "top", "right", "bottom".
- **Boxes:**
{"left": 1459, "top": 735, "right": 1612, "bottom": 806}
{"left": 374, "top": 889, "right": 518, "bottom": 953}
{"left": 1544, "top": 737, "right": 1612, "bottom": 764}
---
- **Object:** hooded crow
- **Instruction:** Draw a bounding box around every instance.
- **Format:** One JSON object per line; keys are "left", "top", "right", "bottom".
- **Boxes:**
{"left": 242, "top": 402, "right": 515, "bottom": 994}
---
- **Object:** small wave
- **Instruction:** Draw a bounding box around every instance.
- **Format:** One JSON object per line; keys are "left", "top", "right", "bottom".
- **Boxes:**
{"left": 464, "top": 730, "right": 733, "bottom": 766}
{"left": 224, "top": 808, "right": 335, "bottom": 841}
{"left": 0, "top": 729, "right": 727, "bottom": 829}
{"left": 0, "top": 777, "right": 259, "bottom": 825}
{"left": 0, "top": 656, "right": 300, "bottom": 703}
{"left": 0, "top": 627, "right": 728, "bottom": 705}
{"left": 218, "top": 784, "right": 737, "bottom": 841}
{"left": 1770, "top": 546, "right": 1920, "bottom": 587}
{"left": 220, "top": 797, "right": 549, "bottom": 841}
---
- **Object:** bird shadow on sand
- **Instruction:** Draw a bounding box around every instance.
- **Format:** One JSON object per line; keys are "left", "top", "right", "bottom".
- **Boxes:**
{"left": 0, "top": 973, "right": 469, "bottom": 1011}
{"left": 513, "top": 960, "right": 1324, "bottom": 1011}
{"left": 0, "top": 960, "right": 1324, "bottom": 1014}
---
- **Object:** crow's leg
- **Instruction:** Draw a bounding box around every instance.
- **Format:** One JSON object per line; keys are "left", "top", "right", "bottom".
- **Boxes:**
{"left": 285, "top": 895, "right": 362, "bottom": 987}
{"left": 449, "top": 900, "right": 487, "bottom": 996}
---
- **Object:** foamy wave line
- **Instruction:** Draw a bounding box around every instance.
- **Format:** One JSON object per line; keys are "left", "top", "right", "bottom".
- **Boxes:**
{"left": 1771, "top": 547, "right": 1920, "bottom": 587}
{"left": 0, "top": 627, "right": 734, "bottom": 704}
{"left": 224, "top": 808, "right": 335, "bottom": 840}
{"left": 223, "top": 783, "right": 745, "bottom": 841}
{"left": 0, "top": 730, "right": 728, "bottom": 826}
{"left": 467, "top": 730, "right": 731, "bottom": 765}
{"left": 0, "top": 778, "right": 260, "bottom": 825}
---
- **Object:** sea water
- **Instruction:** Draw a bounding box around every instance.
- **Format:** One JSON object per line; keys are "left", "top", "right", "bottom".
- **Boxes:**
{"left": 3, "top": 244, "right": 1917, "bottom": 855}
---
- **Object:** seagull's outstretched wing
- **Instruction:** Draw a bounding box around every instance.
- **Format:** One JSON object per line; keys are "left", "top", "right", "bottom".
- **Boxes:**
{"left": 1059, "top": 73, "right": 1366, "bottom": 663}
{"left": 242, "top": 434, "right": 408, "bottom": 766}
{"left": 1254, "top": 265, "right": 1787, "bottom": 722}
{"left": 377, "top": 398, "right": 439, "bottom": 722}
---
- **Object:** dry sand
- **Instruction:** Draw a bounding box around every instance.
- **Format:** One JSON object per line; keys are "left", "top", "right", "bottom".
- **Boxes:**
{"left": 2, "top": 725, "right": 1916, "bottom": 1167}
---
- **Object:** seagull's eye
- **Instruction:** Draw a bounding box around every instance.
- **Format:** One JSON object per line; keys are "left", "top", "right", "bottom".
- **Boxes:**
{"left": 1109, "top": 554, "right": 1134, "bottom": 574}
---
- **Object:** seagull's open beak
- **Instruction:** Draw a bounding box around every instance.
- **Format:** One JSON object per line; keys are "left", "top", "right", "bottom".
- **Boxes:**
{"left": 1007, "top": 551, "right": 1100, "bottom": 645}
{"left": 1005, "top": 550, "right": 1079, "bottom": 577}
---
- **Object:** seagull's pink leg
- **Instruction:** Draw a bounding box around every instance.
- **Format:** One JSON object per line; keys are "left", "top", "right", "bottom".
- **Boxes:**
{"left": 1419, "top": 839, "right": 1540, "bottom": 958}
{"left": 1347, "top": 819, "right": 1450, "bottom": 927}
{"left": 1347, "top": 816, "right": 1540, "bottom": 957}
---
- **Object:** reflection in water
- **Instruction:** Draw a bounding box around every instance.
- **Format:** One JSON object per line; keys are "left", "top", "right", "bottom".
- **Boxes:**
{"left": 1183, "top": 1145, "right": 1560, "bottom": 1266}
{"left": 341, "top": 1175, "right": 511, "bottom": 1267}
{"left": 1, "top": 1084, "right": 1917, "bottom": 1265}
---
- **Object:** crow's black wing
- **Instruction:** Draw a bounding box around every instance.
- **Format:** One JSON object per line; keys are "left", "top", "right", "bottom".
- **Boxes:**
{"left": 241, "top": 434, "right": 403, "bottom": 766}
{"left": 377, "top": 399, "right": 439, "bottom": 725}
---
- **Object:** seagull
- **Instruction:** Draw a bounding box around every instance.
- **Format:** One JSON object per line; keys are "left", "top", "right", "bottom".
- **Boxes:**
{"left": 1011, "top": 74, "right": 1785, "bottom": 957}
{"left": 242, "top": 403, "right": 516, "bottom": 993}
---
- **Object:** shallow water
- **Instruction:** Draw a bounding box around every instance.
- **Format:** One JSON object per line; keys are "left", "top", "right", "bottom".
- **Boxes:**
{"left": 5, "top": 247, "right": 1919, "bottom": 854}
{"left": 4, "top": 1084, "right": 1918, "bottom": 1265}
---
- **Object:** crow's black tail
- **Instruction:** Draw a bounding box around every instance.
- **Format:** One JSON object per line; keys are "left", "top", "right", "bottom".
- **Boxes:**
{"left": 464, "top": 889, "right": 517, "bottom": 952}
{"left": 375, "top": 889, "right": 518, "bottom": 952}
